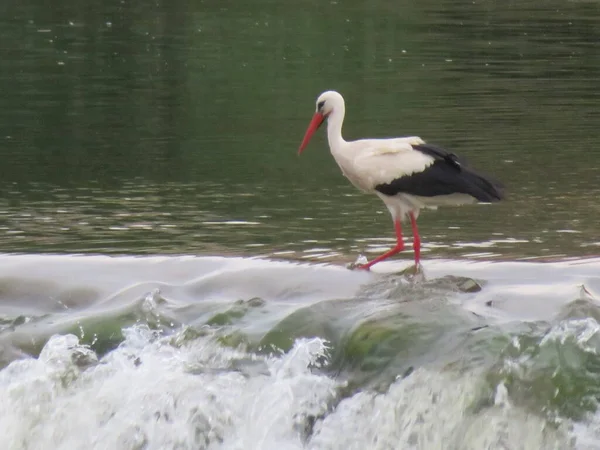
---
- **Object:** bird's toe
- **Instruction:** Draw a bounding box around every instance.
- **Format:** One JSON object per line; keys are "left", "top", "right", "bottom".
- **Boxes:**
{"left": 346, "top": 262, "right": 371, "bottom": 271}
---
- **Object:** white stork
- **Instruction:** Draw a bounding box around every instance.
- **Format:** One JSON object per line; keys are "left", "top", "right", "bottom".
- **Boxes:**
{"left": 298, "top": 90, "right": 505, "bottom": 270}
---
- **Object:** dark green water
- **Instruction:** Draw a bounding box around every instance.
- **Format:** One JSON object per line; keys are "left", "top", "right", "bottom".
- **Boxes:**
{"left": 1, "top": 0, "right": 599, "bottom": 263}
{"left": 1, "top": 3, "right": 600, "bottom": 447}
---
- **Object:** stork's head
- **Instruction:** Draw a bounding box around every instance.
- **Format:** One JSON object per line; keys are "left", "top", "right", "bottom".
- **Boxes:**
{"left": 298, "top": 90, "right": 345, "bottom": 154}
{"left": 314, "top": 90, "right": 344, "bottom": 116}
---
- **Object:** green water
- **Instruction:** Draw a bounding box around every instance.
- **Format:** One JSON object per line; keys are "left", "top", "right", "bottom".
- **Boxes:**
{"left": 1, "top": 2, "right": 600, "bottom": 447}
{"left": 1, "top": 0, "right": 599, "bottom": 263}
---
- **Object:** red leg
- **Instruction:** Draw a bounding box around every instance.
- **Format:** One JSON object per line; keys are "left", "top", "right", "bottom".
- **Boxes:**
{"left": 409, "top": 212, "right": 421, "bottom": 265}
{"left": 358, "top": 220, "right": 404, "bottom": 270}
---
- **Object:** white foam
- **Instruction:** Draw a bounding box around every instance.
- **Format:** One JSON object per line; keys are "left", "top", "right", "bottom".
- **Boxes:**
{"left": 308, "top": 370, "right": 572, "bottom": 450}
{"left": 539, "top": 318, "right": 600, "bottom": 353}
{"left": 0, "top": 324, "right": 587, "bottom": 450}
{"left": 0, "top": 327, "right": 338, "bottom": 450}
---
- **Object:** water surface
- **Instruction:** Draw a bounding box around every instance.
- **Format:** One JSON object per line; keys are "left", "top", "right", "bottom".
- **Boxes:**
{"left": 1, "top": 255, "right": 600, "bottom": 449}
{"left": 1, "top": 0, "right": 600, "bottom": 448}
{"left": 0, "top": 0, "right": 599, "bottom": 263}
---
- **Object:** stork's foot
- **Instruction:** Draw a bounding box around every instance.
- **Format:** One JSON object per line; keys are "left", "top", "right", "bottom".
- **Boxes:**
{"left": 347, "top": 255, "right": 370, "bottom": 271}
{"left": 401, "top": 262, "right": 424, "bottom": 276}
{"left": 397, "top": 262, "right": 426, "bottom": 283}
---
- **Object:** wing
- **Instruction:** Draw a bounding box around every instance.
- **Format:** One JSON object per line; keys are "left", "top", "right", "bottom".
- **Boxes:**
{"left": 410, "top": 143, "right": 462, "bottom": 169}
{"left": 372, "top": 142, "right": 504, "bottom": 202}
{"left": 350, "top": 137, "right": 436, "bottom": 189}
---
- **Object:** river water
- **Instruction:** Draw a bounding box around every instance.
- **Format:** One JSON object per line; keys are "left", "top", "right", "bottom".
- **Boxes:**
{"left": 0, "top": 0, "right": 599, "bottom": 448}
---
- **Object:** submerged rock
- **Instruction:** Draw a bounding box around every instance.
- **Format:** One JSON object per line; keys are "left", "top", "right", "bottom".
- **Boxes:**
{"left": 206, "top": 297, "right": 266, "bottom": 327}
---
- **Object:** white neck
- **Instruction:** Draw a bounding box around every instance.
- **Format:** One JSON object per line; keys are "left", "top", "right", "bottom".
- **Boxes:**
{"left": 327, "top": 103, "right": 346, "bottom": 153}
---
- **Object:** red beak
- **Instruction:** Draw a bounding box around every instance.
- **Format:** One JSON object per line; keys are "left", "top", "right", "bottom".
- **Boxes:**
{"left": 298, "top": 112, "right": 325, "bottom": 155}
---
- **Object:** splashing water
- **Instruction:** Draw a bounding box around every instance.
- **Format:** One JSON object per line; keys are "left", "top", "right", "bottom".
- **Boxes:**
{"left": 0, "top": 327, "right": 339, "bottom": 450}
{"left": 0, "top": 324, "right": 577, "bottom": 450}
{"left": 0, "top": 255, "right": 599, "bottom": 449}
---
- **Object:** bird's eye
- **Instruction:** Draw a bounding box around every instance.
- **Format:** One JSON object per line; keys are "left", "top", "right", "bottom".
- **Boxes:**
{"left": 317, "top": 101, "right": 325, "bottom": 110}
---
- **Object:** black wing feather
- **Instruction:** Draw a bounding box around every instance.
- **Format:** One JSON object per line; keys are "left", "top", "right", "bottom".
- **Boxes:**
{"left": 412, "top": 143, "right": 462, "bottom": 169}
{"left": 375, "top": 143, "right": 505, "bottom": 202}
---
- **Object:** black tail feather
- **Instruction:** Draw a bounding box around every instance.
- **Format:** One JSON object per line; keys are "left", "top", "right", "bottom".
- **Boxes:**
{"left": 461, "top": 166, "right": 505, "bottom": 202}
